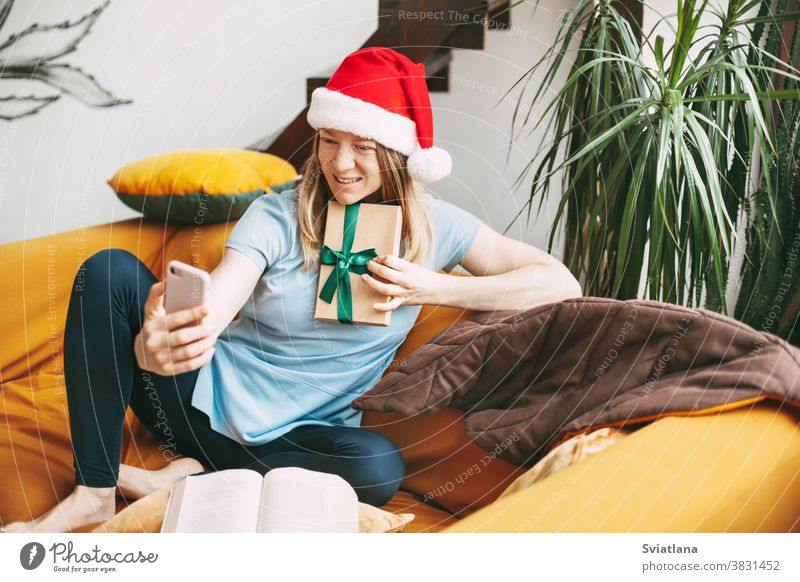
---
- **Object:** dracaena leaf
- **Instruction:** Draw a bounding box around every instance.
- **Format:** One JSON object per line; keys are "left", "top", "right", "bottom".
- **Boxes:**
{"left": 0, "top": 0, "right": 110, "bottom": 66}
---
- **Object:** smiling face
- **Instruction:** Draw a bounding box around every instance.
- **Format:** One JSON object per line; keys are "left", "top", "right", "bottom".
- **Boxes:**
{"left": 318, "top": 128, "right": 384, "bottom": 205}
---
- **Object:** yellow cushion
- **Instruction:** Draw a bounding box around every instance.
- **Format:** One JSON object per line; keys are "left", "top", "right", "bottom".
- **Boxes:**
{"left": 108, "top": 149, "right": 298, "bottom": 223}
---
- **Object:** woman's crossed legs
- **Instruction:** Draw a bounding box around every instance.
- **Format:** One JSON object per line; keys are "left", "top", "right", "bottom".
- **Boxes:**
{"left": 2, "top": 249, "right": 403, "bottom": 533}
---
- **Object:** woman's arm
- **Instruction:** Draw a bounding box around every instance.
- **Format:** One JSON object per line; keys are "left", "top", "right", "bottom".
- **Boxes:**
{"left": 203, "top": 247, "right": 264, "bottom": 337}
{"left": 437, "top": 223, "right": 583, "bottom": 311}
{"left": 134, "top": 247, "right": 263, "bottom": 376}
{"left": 363, "top": 223, "right": 582, "bottom": 313}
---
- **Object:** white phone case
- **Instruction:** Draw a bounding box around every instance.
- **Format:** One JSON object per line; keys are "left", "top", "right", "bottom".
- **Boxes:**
{"left": 164, "top": 260, "right": 211, "bottom": 314}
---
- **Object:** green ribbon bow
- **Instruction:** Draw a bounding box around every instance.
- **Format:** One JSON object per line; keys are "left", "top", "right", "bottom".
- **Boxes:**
{"left": 318, "top": 202, "right": 378, "bottom": 324}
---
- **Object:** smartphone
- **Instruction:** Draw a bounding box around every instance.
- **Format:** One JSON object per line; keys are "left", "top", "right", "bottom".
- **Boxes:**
{"left": 164, "top": 260, "right": 211, "bottom": 315}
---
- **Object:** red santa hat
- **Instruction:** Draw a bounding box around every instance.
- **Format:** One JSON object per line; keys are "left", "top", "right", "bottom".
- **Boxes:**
{"left": 307, "top": 47, "right": 452, "bottom": 183}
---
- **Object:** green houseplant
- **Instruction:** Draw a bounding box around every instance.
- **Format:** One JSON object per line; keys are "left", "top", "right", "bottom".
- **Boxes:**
{"left": 735, "top": 0, "right": 800, "bottom": 344}
{"left": 506, "top": 0, "right": 800, "bottom": 311}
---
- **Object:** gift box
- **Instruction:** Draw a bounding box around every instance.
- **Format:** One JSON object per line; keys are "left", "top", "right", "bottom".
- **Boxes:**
{"left": 314, "top": 200, "right": 402, "bottom": 326}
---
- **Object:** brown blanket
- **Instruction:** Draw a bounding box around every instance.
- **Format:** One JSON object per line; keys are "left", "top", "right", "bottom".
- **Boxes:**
{"left": 352, "top": 298, "right": 800, "bottom": 467}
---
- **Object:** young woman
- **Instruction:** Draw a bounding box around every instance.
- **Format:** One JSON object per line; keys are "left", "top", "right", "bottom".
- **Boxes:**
{"left": 3, "top": 47, "right": 581, "bottom": 533}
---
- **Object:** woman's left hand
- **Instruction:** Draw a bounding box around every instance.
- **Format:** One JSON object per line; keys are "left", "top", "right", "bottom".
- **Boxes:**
{"left": 362, "top": 255, "right": 445, "bottom": 311}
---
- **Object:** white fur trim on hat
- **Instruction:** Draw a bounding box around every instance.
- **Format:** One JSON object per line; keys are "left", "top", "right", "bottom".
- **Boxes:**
{"left": 407, "top": 146, "right": 452, "bottom": 183}
{"left": 307, "top": 87, "right": 418, "bottom": 155}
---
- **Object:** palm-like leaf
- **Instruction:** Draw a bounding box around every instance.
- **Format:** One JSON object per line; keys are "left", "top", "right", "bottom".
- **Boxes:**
{"left": 0, "top": 1, "right": 12, "bottom": 32}
{"left": 735, "top": 0, "right": 800, "bottom": 345}
{"left": 0, "top": 94, "right": 59, "bottom": 120}
{"left": 5, "top": 63, "right": 129, "bottom": 107}
{"left": 0, "top": 1, "right": 108, "bottom": 64}
{"left": 0, "top": 0, "right": 130, "bottom": 120}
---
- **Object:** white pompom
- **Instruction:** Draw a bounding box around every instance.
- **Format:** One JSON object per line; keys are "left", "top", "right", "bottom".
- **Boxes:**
{"left": 407, "top": 146, "right": 452, "bottom": 183}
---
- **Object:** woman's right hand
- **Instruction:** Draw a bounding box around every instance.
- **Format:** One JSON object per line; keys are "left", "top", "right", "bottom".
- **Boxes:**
{"left": 134, "top": 281, "right": 217, "bottom": 376}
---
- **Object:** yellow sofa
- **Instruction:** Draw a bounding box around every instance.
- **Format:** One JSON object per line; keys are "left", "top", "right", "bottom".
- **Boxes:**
{"left": 2, "top": 217, "right": 799, "bottom": 532}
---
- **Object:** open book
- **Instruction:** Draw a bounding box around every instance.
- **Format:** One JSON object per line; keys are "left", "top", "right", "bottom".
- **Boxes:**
{"left": 161, "top": 467, "right": 359, "bottom": 533}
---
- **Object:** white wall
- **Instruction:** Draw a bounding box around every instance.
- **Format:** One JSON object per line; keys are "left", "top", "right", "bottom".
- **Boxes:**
{"left": 0, "top": 0, "right": 378, "bottom": 243}
{"left": 0, "top": 0, "right": 580, "bottom": 254}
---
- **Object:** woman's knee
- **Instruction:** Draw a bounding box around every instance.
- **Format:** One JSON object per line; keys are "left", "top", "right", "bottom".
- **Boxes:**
{"left": 350, "top": 430, "right": 405, "bottom": 506}
{"left": 76, "top": 248, "right": 148, "bottom": 294}
{"left": 81, "top": 248, "right": 140, "bottom": 276}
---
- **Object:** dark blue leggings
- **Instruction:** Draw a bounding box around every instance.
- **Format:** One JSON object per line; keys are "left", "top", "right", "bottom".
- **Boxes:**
{"left": 63, "top": 248, "right": 404, "bottom": 506}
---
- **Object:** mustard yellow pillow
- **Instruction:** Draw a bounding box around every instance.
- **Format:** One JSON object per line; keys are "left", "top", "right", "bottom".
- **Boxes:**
{"left": 108, "top": 149, "right": 299, "bottom": 223}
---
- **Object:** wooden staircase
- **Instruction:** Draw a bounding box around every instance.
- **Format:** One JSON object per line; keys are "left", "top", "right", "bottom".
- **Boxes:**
{"left": 250, "top": 0, "right": 511, "bottom": 168}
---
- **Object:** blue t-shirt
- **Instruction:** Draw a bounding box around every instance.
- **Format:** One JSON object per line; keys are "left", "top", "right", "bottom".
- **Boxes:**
{"left": 191, "top": 188, "right": 482, "bottom": 445}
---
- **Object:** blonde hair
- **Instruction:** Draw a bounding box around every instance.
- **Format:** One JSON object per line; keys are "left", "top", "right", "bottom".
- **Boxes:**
{"left": 296, "top": 130, "right": 432, "bottom": 271}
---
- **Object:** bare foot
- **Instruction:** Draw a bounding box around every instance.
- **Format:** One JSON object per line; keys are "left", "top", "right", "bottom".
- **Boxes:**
{"left": 2, "top": 485, "right": 116, "bottom": 533}
{"left": 117, "top": 457, "right": 205, "bottom": 500}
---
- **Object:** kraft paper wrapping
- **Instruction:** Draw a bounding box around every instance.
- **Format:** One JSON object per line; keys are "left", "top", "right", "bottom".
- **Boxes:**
{"left": 314, "top": 201, "right": 402, "bottom": 326}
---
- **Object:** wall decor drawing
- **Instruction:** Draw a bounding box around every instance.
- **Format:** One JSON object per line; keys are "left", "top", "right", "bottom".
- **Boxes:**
{"left": 0, "top": 0, "right": 131, "bottom": 121}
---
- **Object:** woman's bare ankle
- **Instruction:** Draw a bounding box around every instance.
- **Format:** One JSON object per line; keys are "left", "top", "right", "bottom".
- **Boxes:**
{"left": 1, "top": 485, "right": 116, "bottom": 533}
{"left": 75, "top": 484, "right": 116, "bottom": 498}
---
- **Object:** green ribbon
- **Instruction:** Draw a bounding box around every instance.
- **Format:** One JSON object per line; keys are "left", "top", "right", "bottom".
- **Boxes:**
{"left": 318, "top": 202, "right": 378, "bottom": 324}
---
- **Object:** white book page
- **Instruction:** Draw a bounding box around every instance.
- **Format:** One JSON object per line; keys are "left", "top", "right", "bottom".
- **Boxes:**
{"left": 173, "top": 469, "right": 263, "bottom": 533}
{"left": 257, "top": 467, "right": 358, "bottom": 533}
